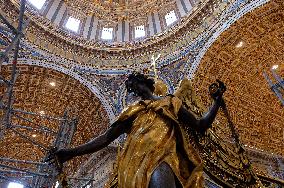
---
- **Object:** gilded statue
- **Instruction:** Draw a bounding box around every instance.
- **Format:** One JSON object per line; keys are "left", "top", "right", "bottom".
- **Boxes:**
{"left": 47, "top": 72, "right": 226, "bottom": 188}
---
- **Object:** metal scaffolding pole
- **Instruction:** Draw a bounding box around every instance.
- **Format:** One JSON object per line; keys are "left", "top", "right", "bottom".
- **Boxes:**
{"left": 271, "top": 69, "right": 284, "bottom": 90}
{"left": 13, "top": 108, "right": 67, "bottom": 121}
{"left": 0, "top": 175, "right": 32, "bottom": 188}
{"left": 1, "top": 0, "right": 27, "bottom": 139}
{"left": 10, "top": 124, "right": 56, "bottom": 135}
{"left": 0, "top": 0, "right": 26, "bottom": 67}
{"left": 0, "top": 164, "right": 49, "bottom": 177}
{"left": 13, "top": 0, "right": 26, "bottom": 62}
{"left": 0, "top": 13, "right": 17, "bottom": 34}
{"left": 0, "top": 34, "right": 23, "bottom": 65}
{"left": 32, "top": 111, "right": 78, "bottom": 188}
{"left": 0, "top": 157, "right": 47, "bottom": 166}
{"left": 0, "top": 170, "right": 31, "bottom": 174}
{"left": 0, "top": 24, "right": 15, "bottom": 33}
{"left": 13, "top": 113, "right": 58, "bottom": 133}
{"left": 10, "top": 128, "right": 49, "bottom": 151}
{"left": 0, "top": 112, "right": 78, "bottom": 187}
{"left": 0, "top": 1, "right": 80, "bottom": 186}
{"left": 263, "top": 71, "right": 284, "bottom": 105}
{"left": 0, "top": 75, "right": 10, "bottom": 85}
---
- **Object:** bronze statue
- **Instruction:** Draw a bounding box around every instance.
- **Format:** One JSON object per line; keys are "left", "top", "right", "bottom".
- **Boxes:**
{"left": 47, "top": 73, "right": 226, "bottom": 188}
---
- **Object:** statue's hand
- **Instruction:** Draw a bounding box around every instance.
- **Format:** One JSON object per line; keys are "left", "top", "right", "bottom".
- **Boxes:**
{"left": 45, "top": 148, "right": 74, "bottom": 172}
{"left": 209, "top": 80, "right": 226, "bottom": 105}
{"left": 54, "top": 148, "right": 74, "bottom": 164}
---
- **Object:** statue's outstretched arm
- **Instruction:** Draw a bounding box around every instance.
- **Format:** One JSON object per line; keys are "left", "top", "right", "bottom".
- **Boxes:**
{"left": 177, "top": 80, "right": 226, "bottom": 134}
{"left": 68, "top": 119, "right": 131, "bottom": 157}
{"left": 197, "top": 80, "right": 226, "bottom": 133}
{"left": 47, "top": 118, "right": 133, "bottom": 164}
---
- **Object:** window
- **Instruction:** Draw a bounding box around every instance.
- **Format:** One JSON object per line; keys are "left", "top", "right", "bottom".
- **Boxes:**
{"left": 134, "top": 25, "right": 146, "bottom": 39}
{"left": 101, "top": 27, "right": 113, "bottom": 40}
{"left": 8, "top": 182, "right": 24, "bottom": 188}
{"left": 165, "top": 11, "right": 177, "bottom": 26}
{"left": 65, "top": 17, "right": 80, "bottom": 33}
{"left": 28, "top": 0, "right": 46, "bottom": 9}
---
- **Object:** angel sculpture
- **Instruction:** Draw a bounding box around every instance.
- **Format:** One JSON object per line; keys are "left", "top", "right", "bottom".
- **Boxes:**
{"left": 47, "top": 72, "right": 226, "bottom": 188}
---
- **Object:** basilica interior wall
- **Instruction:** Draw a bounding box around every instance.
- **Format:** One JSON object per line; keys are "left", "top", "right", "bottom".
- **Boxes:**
{"left": 0, "top": 0, "right": 283, "bottom": 187}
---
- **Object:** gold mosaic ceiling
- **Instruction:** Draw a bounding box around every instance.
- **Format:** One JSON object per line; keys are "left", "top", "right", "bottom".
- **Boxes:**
{"left": 193, "top": 0, "right": 284, "bottom": 156}
{"left": 65, "top": 0, "right": 175, "bottom": 23}
{"left": 0, "top": 65, "right": 109, "bottom": 174}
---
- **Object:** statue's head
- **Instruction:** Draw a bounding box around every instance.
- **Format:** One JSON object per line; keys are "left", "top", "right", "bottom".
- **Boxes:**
{"left": 125, "top": 72, "right": 155, "bottom": 97}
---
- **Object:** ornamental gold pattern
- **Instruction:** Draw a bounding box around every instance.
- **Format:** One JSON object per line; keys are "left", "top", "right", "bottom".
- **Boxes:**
{"left": 193, "top": 0, "right": 284, "bottom": 157}
{"left": 0, "top": 65, "right": 110, "bottom": 175}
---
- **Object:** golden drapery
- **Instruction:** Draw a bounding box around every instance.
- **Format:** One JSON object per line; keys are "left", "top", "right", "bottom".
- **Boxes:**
{"left": 105, "top": 95, "right": 204, "bottom": 188}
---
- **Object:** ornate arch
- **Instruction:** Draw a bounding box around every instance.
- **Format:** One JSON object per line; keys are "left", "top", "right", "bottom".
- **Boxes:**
{"left": 2, "top": 59, "right": 116, "bottom": 122}
{"left": 186, "top": 0, "right": 270, "bottom": 78}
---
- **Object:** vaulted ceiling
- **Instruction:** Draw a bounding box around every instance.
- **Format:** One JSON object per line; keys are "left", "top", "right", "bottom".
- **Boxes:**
{"left": 0, "top": 65, "right": 109, "bottom": 174}
{"left": 193, "top": 0, "right": 284, "bottom": 156}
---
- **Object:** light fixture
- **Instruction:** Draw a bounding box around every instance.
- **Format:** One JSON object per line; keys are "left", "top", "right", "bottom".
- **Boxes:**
{"left": 39, "top": 111, "right": 45, "bottom": 115}
{"left": 32, "top": 134, "right": 37, "bottom": 138}
{"left": 49, "top": 81, "right": 56, "bottom": 87}
{"left": 8, "top": 182, "right": 24, "bottom": 188}
{"left": 235, "top": 41, "right": 244, "bottom": 48}
{"left": 272, "top": 65, "right": 279, "bottom": 70}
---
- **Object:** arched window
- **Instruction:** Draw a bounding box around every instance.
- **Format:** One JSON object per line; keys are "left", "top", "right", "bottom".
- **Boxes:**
{"left": 101, "top": 28, "right": 113, "bottom": 40}
{"left": 8, "top": 182, "right": 24, "bottom": 188}
{"left": 134, "top": 25, "right": 146, "bottom": 39}
{"left": 65, "top": 17, "right": 81, "bottom": 33}
{"left": 27, "top": 0, "right": 46, "bottom": 9}
{"left": 165, "top": 10, "right": 177, "bottom": 26}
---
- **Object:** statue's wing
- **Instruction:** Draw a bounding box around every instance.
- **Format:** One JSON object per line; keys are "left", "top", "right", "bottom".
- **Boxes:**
{"left": 174, "top": 79, "right": 258, "bottom": 186}
{"left": 174, "top": 78, "right": 206, "bottom": 118}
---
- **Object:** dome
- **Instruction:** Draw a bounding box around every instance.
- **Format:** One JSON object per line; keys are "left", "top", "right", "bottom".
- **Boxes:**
{"left": 24, "top": 0, "right": 198, "bottom": 46}
{"left": 6, "top": 0, "right": 220, "bottom": 63}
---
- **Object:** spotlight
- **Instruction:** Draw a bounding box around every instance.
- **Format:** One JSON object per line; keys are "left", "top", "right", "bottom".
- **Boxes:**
{"left": 49, "top": 81, "right": 56, "bottom": 87}
{"left": 236, "top": 41, "right": 244, "bottom": 48}
{"left": 272, "top": 65, "right": 278, "bottom": 70}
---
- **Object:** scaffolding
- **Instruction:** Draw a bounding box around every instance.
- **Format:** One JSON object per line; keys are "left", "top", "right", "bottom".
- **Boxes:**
{"left": 263, "top": 69, "right": 284, "bottom": 106}
{"left": 0, "top": 0, "right": 91, "bottom": 187}
{"left": 0, "top": 0, "right": 283, "bottom": 187}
